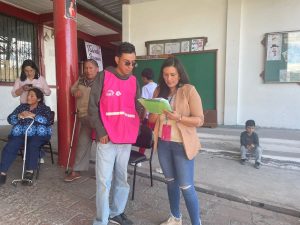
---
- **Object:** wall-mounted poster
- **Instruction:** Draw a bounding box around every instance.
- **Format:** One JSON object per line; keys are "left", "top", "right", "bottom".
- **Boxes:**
{"left": 65, "top": 0, "right": 77, "bottom": 19}
{"left": 267, "top": 33, "right": 282, "bottom": 61}
{"left": 191, "top": 39, "right": 204, "bottom": 51}
{"left": 85, "top": 41, "right": 103, "bottom": 71}
{"left": 165, "top": 42, "right": 180, "bottom": 54}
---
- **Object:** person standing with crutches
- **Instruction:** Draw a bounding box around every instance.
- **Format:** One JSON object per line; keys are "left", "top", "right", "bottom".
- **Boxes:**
{"left": 64, "top": 59, "right": 99, "bottom": 182}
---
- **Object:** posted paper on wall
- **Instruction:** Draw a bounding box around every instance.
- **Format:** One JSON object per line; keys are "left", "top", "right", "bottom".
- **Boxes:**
{"left": 267, "top": 34, "right": 282, "bottom": 61}
{"left": 85, "top": 41, "right": 103, "bottom": 71}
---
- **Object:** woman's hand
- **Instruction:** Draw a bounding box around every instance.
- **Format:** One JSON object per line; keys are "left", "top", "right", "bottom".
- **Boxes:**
{"left": 19, "top": 111, "right": 35, "bottom": 119}
{"left": 163, "top": 110, "right": 181, "bottom": 122}
{"left": 15, "top": 86, "right": 25, "bottom": 96}
{"left": 148, "top": 113, "right": 159, "bottom": 124}
{"left": 164, "top": 110, "right": 203, "bottom": 127}
{"left": 22, "top": 84, "right": 32, "bottom": 91}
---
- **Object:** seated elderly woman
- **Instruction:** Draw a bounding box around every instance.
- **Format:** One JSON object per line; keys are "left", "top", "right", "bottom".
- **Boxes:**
{"left": 0, "top": 88, "right": 52, "bottom": 186}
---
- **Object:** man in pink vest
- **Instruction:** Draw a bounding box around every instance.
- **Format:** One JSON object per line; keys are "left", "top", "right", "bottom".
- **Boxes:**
{"left": 89, "top": 42, "right": 143, "bottom": 225}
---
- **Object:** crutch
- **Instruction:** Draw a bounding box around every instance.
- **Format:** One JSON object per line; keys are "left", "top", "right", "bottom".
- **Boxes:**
{"left": 65, "top": 112, "right": 77, "bottom": 174}
{"left": 12, "top": 117, "right": 35, "bottom": 187}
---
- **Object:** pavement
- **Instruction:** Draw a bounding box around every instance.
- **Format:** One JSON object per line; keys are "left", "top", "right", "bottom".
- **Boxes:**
{"left": 0, "top": 124, "right": 300, "bottom": 225}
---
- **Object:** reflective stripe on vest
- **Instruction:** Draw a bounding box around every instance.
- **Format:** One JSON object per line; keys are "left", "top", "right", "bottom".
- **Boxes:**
{"left": 106, "top": 111, "right": 136, "bottom": 118}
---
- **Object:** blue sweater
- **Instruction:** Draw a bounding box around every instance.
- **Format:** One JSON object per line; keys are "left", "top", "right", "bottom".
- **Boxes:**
{"left": 8, "top": 103, "right": 52, "bottom": 137}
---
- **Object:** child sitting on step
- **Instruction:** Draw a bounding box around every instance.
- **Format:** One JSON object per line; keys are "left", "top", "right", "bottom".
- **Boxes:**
{"left": 240, "top": 119, "right": 263, "bottom": 169}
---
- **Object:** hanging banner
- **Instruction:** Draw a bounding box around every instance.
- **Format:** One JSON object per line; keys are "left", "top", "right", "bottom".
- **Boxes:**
{"left": 85, "top": 41, "right": 103, "bottom": 71}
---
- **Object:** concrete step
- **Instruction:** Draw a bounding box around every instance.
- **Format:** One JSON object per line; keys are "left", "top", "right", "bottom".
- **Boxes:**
{"left": 198, "top": 133, "right": 300, "bottom": 169}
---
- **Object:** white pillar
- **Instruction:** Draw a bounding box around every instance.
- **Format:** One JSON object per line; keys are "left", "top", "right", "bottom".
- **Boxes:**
{"left": 122, "top": 4, "right": 131, "bottom": 42}
{"left": 224, "top": 0, "right": 242, "bottom": 125}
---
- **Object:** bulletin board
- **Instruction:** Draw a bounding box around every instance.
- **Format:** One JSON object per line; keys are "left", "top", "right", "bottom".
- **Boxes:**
{"left": 263, "top": 31, "right": 300, "bottom": 83}
{"left": 134, "top": 50, "right": 217, "bottom": 110}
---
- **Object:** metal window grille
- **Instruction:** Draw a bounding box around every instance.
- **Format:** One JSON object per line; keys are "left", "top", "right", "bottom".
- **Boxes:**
{"left": 0, "top": 13, "right": 37, "bottom": 82}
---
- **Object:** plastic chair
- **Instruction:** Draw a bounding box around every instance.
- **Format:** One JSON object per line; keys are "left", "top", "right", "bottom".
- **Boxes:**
{"left": 36, "top": 111, "right": 55, "bottom": 179}
{"left": 128, "top": 125, "right": 154, "bottom": 200}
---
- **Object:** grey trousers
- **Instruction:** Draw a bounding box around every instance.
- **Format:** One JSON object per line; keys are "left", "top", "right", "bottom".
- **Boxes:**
{"left": 240, "top": 145, "right": 263, "bottom": 163}
{"left": 73, "top": 116, "right": 93, "bottom": 171}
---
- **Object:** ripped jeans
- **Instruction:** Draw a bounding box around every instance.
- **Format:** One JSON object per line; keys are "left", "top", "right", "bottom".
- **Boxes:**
{"left": 158, "top": 139, "right": 201, "bottom": 225}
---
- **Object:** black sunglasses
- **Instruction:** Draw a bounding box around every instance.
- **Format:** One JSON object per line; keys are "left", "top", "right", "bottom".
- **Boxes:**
{"left": 124, "top": 60, "right": 137, "bottom": 68}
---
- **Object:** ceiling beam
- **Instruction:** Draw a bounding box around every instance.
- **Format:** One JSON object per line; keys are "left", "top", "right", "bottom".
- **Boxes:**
{"left": 38, "top": 12, "right": 121, "bottom": 40}
{"left": 39, "top": 13, "right": 53, "bottom": 24}
{"left": 77, "top": 31, "right": 98, "bottom": 44}
{"left": 96, "top": 35, "right": 121, "bottom": 50}
{"left": 37, "top": 11, "right": 121, "bottom": 36}
{"left": 0, "top": 2, "right": 39, "bottom": 23}
{"left": 77, "top": 5, "right": 121, "bottom": 34}
{"left": 77, "top": 32, "right": 117, "bottom": 50}
{"left": 77, "top": 0, "right": 121, "bottom": 26}
{"left": 96, "top": 41, "right": 119, "bottom": 50}
{"left": 41, "top": 27, "right": 116, "bottom": 50}
{"left": 96, "top": 34, "right": 122, "bottom": 43}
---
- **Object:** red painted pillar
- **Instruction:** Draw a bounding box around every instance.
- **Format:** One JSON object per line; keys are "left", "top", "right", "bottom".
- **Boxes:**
{"left": 53, "top": 0, "right": 78, "bottom": 166}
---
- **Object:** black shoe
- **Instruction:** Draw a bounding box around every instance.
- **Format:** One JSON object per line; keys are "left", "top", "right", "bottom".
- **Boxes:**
{"left": 0, "top": 174, "right": 7, "bottom": 186}
{"left": 254, "top": 162, "right": 261, "bottom": 169}
{"left": 109, "top": 213, "right": 133, "bottom": 225}
{"left": 240, "top": 159, "right": 246, "bottom": 165}
{"left": 24, "top": 171, "right": 34, "bottom": 181}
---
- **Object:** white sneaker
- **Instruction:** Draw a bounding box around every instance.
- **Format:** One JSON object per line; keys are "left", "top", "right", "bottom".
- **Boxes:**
{"left": 39, "top": 158, "right": 45, "bottom": 164}
{"left": 155, "top": 167, "right": 163, "bottom": 174}
{"left": 160, "top": 216, "right": 182, "bottom": 225}
{"left": 130, "top": 162, "right": 142, "bottom": 167}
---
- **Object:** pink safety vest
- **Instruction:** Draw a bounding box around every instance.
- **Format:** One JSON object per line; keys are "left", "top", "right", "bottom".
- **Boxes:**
{"left": 99, "top": 70, "right": 140, "bottom": 143}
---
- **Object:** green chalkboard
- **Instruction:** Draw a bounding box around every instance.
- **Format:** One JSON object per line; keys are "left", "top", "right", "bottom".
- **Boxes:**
{"left": 263, "top": 31, "right": 300, "bottom": 83}
{"left": 133, "top": 50, "right": 217, "bottom": 110}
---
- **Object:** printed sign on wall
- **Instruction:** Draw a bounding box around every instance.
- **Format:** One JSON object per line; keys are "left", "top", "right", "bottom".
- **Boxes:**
{"left": 85, "top": 41, "right": 103, "bottom": 71}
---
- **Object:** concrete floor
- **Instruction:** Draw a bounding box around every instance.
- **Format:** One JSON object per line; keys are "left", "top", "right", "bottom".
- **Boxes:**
{"left": 0, "top": 156, "right": 299, "bottom": 225}
{"left": 0, "top": 124, "right": 300, "bottom": 224}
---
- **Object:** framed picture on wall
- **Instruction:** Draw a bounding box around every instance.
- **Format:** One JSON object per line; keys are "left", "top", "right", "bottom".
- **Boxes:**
{"left": 165, "top": 42, "right": 180, "bottom": 54}
{"left": 149, "top": 43, "right": 164, "bottom": 55}
{"left": 181, "top": 41, "right": 190, "bottom": 52}
{"left": 191, "top": 38, "right": 204, "bottom": 51}
{"left": 145, "top": 37, "right": 207, "bottom": 55}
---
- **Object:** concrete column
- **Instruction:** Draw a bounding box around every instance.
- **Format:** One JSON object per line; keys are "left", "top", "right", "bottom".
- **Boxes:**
{"left": 224, "top": 0, "right": 242, "bottom": 125}
{"left": 53, "top": 0, "right": 78, "bottom": 166}
{"left": 122, "top": 4, "right": 130, "bottom": 41}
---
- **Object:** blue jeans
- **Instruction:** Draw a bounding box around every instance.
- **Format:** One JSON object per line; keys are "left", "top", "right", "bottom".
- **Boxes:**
{"left": 0, "top": 135, "right": 50, "bottom": 173}
{"left": 158, "top": 139, "right": 201, "bottom": 225}
{"left": 93, "top": 142, "right": 131, "bottom": 225}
